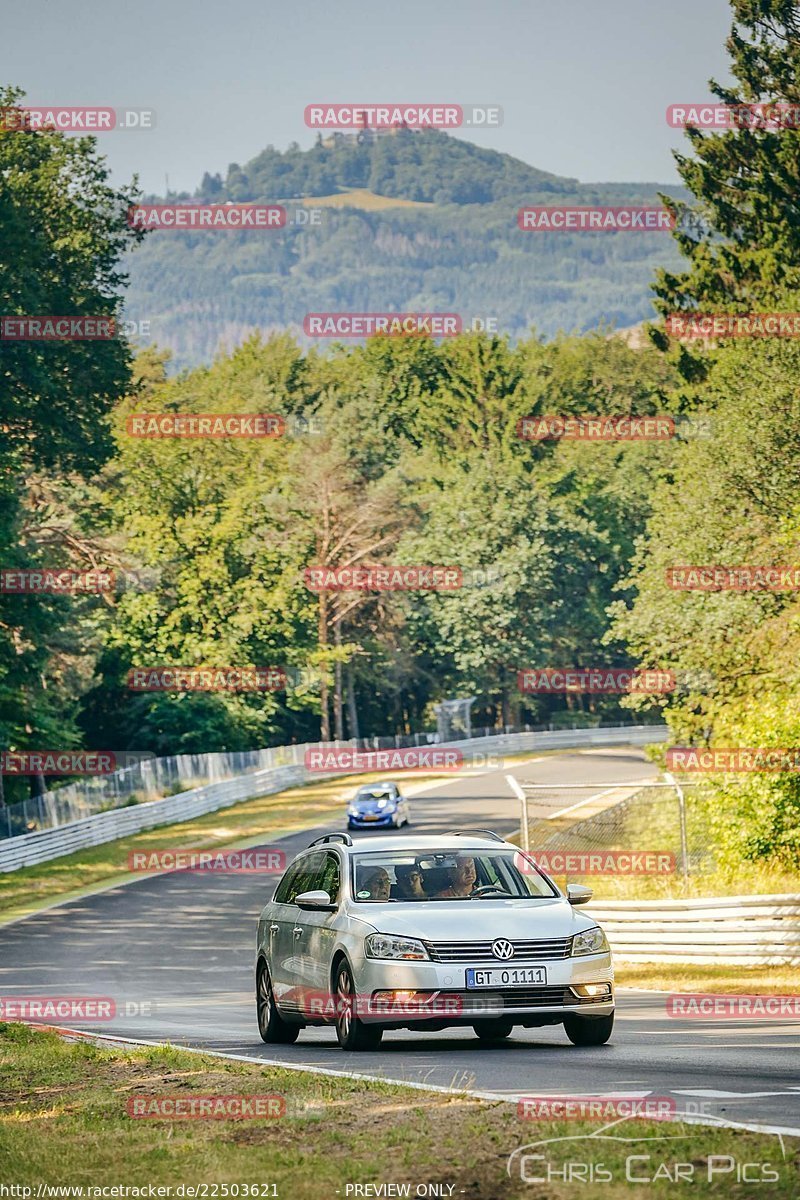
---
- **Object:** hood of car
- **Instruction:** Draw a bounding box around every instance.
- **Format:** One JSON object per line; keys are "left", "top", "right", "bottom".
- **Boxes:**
{"left": 354, "top": 897, "right": 599, "bottom": 940}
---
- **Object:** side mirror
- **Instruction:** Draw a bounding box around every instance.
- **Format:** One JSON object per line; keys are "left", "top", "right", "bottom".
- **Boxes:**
{"left": 295, "top": 889, "right": 335, "bottom": 911}
{"left": 567, "top": 883, "right": 593, "bottom": 906}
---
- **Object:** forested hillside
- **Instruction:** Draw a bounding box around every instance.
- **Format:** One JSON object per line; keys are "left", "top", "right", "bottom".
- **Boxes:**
{"left": 125, "top": 131, "right": 687, "bottom": 370}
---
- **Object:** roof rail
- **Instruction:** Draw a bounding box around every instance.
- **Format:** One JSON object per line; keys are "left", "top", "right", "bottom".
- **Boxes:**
{"left": 308, "top": 832, "right": 353, "bottom": 848}
{"left": 453, "top": 829, "right": 505, "bottom": 843}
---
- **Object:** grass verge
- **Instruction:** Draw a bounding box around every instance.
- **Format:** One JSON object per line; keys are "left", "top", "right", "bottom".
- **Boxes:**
{"left": 615, "top": 962, "right": 800, "bottom": 994}
{"left": 1, "top": 1024, "right": 798, "bottom": 1199}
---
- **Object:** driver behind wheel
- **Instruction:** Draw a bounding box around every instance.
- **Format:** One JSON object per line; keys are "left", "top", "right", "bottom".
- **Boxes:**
{"left": 433, "top": 856, "right": 477, "bottom": 898}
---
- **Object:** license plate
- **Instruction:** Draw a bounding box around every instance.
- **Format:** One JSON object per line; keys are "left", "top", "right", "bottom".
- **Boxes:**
{"left": 466, "top": 966, "right": 547, "bottom": 988}
{"left": 363, "top": 814, "right": 379, "bottom": 821}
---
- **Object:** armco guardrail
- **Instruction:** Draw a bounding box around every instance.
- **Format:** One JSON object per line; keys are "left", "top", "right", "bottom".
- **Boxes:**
{"left": 0, "top": 724, "right": 666, "bottom": 873}
{"left": 587, "top": 894, "right": 800, "bottom": 966}
{"left": 0, "top": 764, "right": 305, "bottom": 874}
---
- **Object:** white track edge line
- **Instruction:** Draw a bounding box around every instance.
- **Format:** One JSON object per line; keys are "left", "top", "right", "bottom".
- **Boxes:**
{"left": 25, "top": 1023, "right": 800, "bottom": 1138}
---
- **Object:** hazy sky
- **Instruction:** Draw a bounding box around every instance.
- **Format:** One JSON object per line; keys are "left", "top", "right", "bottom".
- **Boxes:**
{"left": 3, "top": 0, "right": 733, "bottom": 194}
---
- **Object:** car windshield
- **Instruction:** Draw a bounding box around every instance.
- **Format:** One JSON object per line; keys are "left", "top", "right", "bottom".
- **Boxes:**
{"left": 355, "top": 787, "right": 393, "bottom": 802}
{"left": 350, "top": 849, "right": 558, "bottom": 902}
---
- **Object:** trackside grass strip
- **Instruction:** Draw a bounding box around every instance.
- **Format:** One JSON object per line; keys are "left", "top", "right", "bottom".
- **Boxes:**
{"left": 1, "top": 1024, "right": 798, "bottom": 1199}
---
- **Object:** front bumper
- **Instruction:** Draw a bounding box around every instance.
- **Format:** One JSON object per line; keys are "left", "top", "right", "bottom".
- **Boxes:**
{"left": 352, "top": 951, "right": 614, "bottom": 1026}
{"left": 348, "top": 811, "right": 398, "bottom": 828}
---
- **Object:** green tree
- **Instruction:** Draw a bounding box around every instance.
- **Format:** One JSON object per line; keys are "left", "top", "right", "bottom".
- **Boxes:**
{"left": 0, "top": 86, "right": 142, "bottom": 799}
{"left": 653, "top": 2, "right": 800, "bottom": 329}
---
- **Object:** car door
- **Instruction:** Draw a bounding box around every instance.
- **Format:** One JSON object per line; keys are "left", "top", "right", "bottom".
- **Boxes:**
{"left": 291, "top": 850, "right": 343, "bottom": 996}
{"left": 268, "top": 852, "right": 323, "bottom": 1005}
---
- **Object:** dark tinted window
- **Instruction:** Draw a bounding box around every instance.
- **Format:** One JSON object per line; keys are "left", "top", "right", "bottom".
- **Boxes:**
{"left": 274, "top": 852, "right": 325, "bottom": 904}
{"left": 317, "top": 852, "right": 341, "bottom": 901}
{"left": 274, "top": 861, "right": 302, "bottom": 904}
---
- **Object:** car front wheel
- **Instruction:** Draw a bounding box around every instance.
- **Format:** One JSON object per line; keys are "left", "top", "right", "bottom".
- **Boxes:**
{"left": 335, "top": 962, "right": 383, "bottom": 1051}
{"left": 563, "top": 1012, "right": 614, "bottom": 1046}
{"left": 257, "top": 961, "right": 299, "bottom": 1044}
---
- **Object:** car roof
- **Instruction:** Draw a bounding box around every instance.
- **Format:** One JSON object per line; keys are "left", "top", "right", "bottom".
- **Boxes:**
{"left": 340, "top": 834, "right": 514, "bottom": 854}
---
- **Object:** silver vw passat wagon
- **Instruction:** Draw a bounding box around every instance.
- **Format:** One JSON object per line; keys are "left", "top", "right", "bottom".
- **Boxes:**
{"left": 255, "top": 830, "right": 614, "bottom": 1050}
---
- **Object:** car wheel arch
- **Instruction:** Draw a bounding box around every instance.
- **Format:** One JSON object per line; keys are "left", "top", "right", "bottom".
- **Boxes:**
{"left": 330, "top": 948, "right": 353, "bottom": 993}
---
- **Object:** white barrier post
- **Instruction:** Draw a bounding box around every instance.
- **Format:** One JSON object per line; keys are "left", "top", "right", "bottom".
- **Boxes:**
{"left": 505, "top": 774, "right": 529, "bottom": 852}
{"left": 664, "top": 770, "right": 688, "bottom": 883}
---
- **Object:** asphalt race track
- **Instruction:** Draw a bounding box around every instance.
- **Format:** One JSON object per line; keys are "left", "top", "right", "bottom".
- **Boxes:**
{"left": 2, "top": 748, "right": 799, "bottom": 1135}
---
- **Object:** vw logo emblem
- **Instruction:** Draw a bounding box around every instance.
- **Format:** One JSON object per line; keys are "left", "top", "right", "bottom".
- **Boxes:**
{"left": 492, "top": 938, "right": 515, "bottom": 960}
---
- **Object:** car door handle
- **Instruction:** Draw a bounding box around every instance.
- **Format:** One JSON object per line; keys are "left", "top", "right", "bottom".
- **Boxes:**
{"left": 269, "top": 924, "right": 279, "bottom": 933}
{"left": 292, "top": 927, "right": 303, "bottom": 938}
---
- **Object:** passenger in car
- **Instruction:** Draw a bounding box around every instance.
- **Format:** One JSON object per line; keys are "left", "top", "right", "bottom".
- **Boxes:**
{"left": 419, "top": 866, "right": 450, "bottom": 896}
{"left": 393, "top": 864, "right": 426, "bottom": 900}
{"left": 360, "top": 868, "right": 391, "bottom": 900}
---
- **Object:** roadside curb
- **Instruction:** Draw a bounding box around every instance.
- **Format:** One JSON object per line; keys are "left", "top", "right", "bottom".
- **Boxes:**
{"left": 18, "top": 1022, "right": 800, "bottom": 1139}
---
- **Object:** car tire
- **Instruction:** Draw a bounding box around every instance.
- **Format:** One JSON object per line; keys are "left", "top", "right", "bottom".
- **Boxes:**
{"left": 472, "top": 1018, "right": 514, "bottom": 1041}
{"left": 256, "top": 961, "right": 299, "bottom": 1044}
{"left": 334, "top": 961, "right": 383, "bottom": 1051}
{"left": 563, "top": 1012, "right": 614, "bottom": 1046}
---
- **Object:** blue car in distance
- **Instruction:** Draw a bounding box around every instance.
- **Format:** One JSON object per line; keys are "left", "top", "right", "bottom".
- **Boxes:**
{"left": 347, "top": 781, "right": 410, "bottom": 830}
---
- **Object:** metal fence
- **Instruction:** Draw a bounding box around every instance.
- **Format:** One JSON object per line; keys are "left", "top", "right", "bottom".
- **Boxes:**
{"left": 0, "top": 724, "right": 668, "bottom": 873}
{"left": 509, "top": 777, "right": 715, "bottom": 885}
{"left": 0, "top": 716, "right": 665, "bottom": 840}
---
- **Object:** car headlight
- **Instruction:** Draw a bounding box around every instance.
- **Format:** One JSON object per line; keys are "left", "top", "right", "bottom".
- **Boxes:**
{"left": 571, "top": 927, "right": 609, "bottom": 956}
{"left": 348, "top": 805, "right": 360, "bottom": 815}
{"left": 365, "top": 933, "right": 429, "bottom": 961}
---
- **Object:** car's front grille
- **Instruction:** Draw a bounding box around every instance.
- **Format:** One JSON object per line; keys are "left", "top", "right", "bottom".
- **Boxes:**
{"left": 444, "top": 987, "right": 573, "bottom": 1009}
{"left": 424, "top": 937, "right": 573, "bottom": 963}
